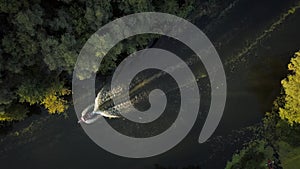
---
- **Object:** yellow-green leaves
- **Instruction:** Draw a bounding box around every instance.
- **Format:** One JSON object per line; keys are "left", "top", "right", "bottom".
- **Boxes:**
{"left": 17, "top": 80, "right": 71, "bottom": 115}
{"left": 279, "top": 51, "right": 300, "bottom": 125}
{"left": 41, "top": 84, "right": 71, "bottom": 114}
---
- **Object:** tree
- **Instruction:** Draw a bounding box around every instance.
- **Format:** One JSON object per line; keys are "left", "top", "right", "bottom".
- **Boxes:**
{"left": 279, "top": 51, "right": 300, "bottom": 125}
{"left": 40, "top": 33, "right": 77, "bottom": 74}
{"left": 41, "top": 82, "right": 71, "bottom": 114}
{"left": 17, "top": 79, "right": 70, "bottom": 114}
{"left": 17, "top": 79, "right": 46, "bottom": 105}
{"left": 0, "top": 104, "right": 28, "bottom": 121}
{"left": 225, "top": 141, "right": 268, "bottom": 169}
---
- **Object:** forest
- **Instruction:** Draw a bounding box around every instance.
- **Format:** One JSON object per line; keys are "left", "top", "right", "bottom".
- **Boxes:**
{"left": 0, "top": 0, "right": 195, "bottom": 122}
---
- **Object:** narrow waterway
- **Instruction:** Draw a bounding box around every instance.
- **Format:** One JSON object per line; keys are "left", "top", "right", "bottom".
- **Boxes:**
{"left": 1, "top": 0, "right": 300, "bottom": 168}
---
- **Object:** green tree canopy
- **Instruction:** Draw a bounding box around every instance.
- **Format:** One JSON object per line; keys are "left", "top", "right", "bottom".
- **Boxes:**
{"left": 0, "top": 0, "right": 195, "bottom": 122}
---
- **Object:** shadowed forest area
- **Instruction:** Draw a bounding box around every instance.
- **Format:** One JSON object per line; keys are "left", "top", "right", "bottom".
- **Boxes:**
{"left": 0, "top": 0, "right": 196, "bottom": 122}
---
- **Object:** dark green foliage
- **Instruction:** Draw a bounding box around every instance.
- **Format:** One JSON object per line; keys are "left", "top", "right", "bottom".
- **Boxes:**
{"left": 225, "top": 141, "right": 269, "bottom": 169}
{"left": 0, "top": 104, "right": 28, "bottom": 121}
{"left": 0, "top": 0, "right": 195, "bottom": 121}
{"left": 40, "top": 33, "right": 77, "bottom": 73}
{"left": 17, "top": 79, "right": 46, "bottom": 105}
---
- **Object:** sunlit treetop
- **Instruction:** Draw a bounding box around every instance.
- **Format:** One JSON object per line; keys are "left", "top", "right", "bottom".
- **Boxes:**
{"left": 279, "top": 51, "right": 300, "bottom": 125}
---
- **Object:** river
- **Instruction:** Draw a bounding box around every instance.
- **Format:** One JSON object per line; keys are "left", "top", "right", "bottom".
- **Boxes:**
{"left": 1, "top": 0, "right": 300, "bottom": 168}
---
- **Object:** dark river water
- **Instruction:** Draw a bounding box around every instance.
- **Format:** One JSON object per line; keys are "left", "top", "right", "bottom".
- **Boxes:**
{"left": 1, "top": 0, "right": 300, "bottom": 169}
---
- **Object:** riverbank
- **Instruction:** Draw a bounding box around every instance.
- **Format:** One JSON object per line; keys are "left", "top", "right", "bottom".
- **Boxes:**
{"left": 225, "top": 52, "right": 300, "bottom": 169}
{"left": 225, "top": 115, "right": 300, "bottom": 169}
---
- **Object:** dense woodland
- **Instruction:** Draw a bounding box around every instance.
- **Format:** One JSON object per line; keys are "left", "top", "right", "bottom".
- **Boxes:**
{"left": 0, "top": 0, "right": 196, "bottom": 122}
